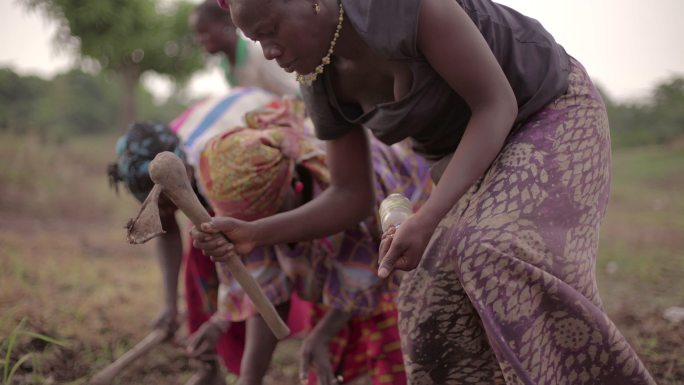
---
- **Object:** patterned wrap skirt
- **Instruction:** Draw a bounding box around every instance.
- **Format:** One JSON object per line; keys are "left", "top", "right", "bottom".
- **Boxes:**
{"left": 397, "top": 58, "right": 656, "bottom": 385}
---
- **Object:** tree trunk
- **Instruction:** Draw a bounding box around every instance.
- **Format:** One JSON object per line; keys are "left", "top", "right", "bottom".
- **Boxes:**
{"left": 119, "top": 65, "right": 140, "bottom": 131}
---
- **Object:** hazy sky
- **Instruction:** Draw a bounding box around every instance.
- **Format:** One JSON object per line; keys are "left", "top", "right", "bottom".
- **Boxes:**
{"left": 1, "top": 0, "right": 683, "bottom": 101}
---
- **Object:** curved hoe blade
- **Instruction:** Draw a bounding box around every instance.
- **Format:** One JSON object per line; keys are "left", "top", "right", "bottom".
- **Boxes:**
{"left": 126, "top": 184, "right": 165, "bottom": 244}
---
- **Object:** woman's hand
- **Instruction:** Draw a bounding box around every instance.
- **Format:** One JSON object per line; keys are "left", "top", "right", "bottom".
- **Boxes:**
{"left": 299, "top": 308, "right": 350, "bottom": 385}
{"left": 377, "top": 212, "right": 439, "bottom": 278}
{"left": 186, "top": 316, "right": 230, "bottom": 359}
{"left": 151, "top": 305, "right": 179, "bottom": 338}
{"left": 190, "top": 217, "right": 258, "bottom": 262}
{"left": 299, "top": 329, "right": 337, "bottom": 385}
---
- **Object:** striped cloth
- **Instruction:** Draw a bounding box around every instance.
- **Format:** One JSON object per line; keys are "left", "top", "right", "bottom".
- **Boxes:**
{"left": 169, "top": 87, "right": 278, "bottom": 170}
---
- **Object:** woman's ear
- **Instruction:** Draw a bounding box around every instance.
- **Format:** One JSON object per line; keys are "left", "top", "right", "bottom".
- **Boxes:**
{"left": 294, "top": 164, "right": 314, "bottom": 203}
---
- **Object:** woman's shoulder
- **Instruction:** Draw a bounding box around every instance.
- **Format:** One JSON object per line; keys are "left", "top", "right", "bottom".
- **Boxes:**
{"left": 341, "top": 0, "right": 423, "bottom": 59}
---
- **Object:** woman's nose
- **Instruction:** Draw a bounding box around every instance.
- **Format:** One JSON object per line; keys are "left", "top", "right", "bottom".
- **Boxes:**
{"left": 261, "top": 42, "right": 283, "bottom": 61}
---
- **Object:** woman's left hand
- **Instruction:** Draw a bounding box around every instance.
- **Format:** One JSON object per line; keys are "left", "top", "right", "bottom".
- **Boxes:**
{"left": 186, "top": 316, "right": 230, "bottom": 358}
{"left": 377, "top": 212, "right": 438, "bottom": 278}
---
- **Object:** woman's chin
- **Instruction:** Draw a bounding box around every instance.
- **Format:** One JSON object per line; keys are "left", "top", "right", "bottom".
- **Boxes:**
{"left": 294, "top": 63, "right": 316, "bottom": 75}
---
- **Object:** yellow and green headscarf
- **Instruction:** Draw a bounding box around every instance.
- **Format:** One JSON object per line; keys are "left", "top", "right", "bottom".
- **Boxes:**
{"left": 198, "top": 99, "right": 329, "bottom": 220}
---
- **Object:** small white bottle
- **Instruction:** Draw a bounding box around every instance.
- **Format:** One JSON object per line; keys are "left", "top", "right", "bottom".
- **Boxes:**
{"left": 379, "top": 193, "right": 413, "bottom": 232}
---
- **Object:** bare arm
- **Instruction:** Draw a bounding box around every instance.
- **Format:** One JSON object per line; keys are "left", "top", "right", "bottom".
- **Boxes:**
{"left": 378, "top": 0, "right": 518, "bottom": 276}
{"left": 198, "top": 126, "right": 375, "bottom": 255}
{"left": 238, "top": 302, "right": 290, "bottom": 381}
{"left": 154, "top": 210, "right": 182, "bottom": 332}
{"left": 258, "top": 126, "right": 374, "bottom": 245}
{"left": 416, "top": 0, "right": 517, "bottom": 222}
{"left": 299, "top": 308, "right": 351, "bottom": 385}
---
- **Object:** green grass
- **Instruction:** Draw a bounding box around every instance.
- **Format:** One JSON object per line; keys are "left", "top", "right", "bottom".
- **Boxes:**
{"left": 1, "top": 318, "right": 68, "bottom": 385}
{"left": 596, "top": 143, "right": 684, "bottom": 310}
{"left": 0, "top": 132, "right": 134, "bottom": 219}
{"left": 609, "top": 145, "right": 684, "bottom": 229}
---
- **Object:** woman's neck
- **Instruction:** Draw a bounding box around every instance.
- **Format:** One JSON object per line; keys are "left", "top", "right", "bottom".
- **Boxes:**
{"left": 333, "top": 18, "right": 371, "bottom": 62}
{"left": 222, "top": 46, "right": 237, "bottom": 66}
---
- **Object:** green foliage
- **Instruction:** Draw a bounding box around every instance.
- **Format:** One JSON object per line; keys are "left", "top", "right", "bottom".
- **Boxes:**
{"left": 603, "top": 77, "right": 684, "bottom": 147}
{"left": 1, "top": 318, "right": 67, "bottom": 385}
{"left": 21, "top": 0, "right": 203, "bottom": 80}
{"left": 0, "top": 67, "right": 188, "bottom": 141}
{"left": 20, "top": 0, "right": 205, "bottom": 124}
{"left": 0, "top": 69, "right": 50, "bottom": 132}
{"left": 34, "top": 69, "right": 121, "bottom": 139}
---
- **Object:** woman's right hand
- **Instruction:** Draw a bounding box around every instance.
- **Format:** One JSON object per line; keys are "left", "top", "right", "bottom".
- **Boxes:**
{"left": 299, "top": 329, "right": 337, "bottom": 385}
{"left": 190, "top": 217, "right": 258, "bottom": 262}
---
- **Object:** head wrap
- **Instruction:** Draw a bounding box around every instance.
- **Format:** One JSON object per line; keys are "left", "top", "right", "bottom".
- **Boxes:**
{"left": 108, "top": 122, "right": 186, "bottom": 202}
{"left": 198, "top": 99, "right": 328, "bottom": 220}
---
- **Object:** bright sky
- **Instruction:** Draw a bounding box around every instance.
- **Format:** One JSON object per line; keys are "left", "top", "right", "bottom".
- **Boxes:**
{"left": 1, "top": 0, "right": 683, "bottom": 102}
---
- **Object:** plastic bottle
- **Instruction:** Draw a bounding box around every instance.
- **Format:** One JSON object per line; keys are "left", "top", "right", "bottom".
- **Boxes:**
{"left": 378, "top": 193, "right": 413, "bottom": 232}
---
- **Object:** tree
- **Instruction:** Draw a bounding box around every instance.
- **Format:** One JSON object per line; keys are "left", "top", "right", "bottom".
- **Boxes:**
{"left": 0, "top": 66, "right": 190, "bottom": 140}
{"left": 605, "top": 76, "right": 684, "bottom": 147}
{"left": 0, "top": 68, "right": 49, "bottom": 132}
{"left": 21, "top": 0, "right": 204, "bottom": 129}
{"left": 650, "top": 78, "right": 684, "bottom": 142}
{"left": 35, "top": 69, "right": 121, "bottom": 139}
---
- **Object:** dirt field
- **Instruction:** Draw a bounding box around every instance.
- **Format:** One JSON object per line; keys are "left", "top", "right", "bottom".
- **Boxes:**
{"left": 1, "top": 133, "right": 682, "bottom": 384}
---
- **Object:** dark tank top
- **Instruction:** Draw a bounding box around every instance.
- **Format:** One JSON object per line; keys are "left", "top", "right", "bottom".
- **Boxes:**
{"left": 302, "top": 0, "right": 570, "bottom": 162}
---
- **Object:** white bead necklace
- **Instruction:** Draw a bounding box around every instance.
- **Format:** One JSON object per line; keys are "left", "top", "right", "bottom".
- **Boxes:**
{"left": 296, "top": 3, "right": 344, "bottom": 86}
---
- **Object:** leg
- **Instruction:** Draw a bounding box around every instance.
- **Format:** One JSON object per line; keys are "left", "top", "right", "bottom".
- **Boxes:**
{"left": 236, "top": 302, "right": 290, "bottom": 385}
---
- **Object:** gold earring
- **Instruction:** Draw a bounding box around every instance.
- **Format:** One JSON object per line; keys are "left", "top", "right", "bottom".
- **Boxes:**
{"left": 313, "top": 2, "right": 320, "bottom": 14}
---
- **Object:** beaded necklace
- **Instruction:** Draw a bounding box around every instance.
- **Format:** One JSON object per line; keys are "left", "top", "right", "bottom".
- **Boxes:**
{"left": 296, "top": 3, "right": 344, "bottom": 86}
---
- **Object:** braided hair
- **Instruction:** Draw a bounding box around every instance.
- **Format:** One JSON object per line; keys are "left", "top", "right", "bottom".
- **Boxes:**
{"left": 107, "top": 122, "right": 186, "bottom": 203}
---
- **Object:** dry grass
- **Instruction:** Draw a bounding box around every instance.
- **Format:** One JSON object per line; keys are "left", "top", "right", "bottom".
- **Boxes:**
{"left": 0, "top": 132, "right": 682, "bottom": 384}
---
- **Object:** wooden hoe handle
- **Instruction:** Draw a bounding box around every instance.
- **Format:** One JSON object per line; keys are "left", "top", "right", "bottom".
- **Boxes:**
{"left": 149, "top": 152, "right": 290, "bottom": 340}
{"left": 89, "top": 329, "right": 166, "bottom": 385}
